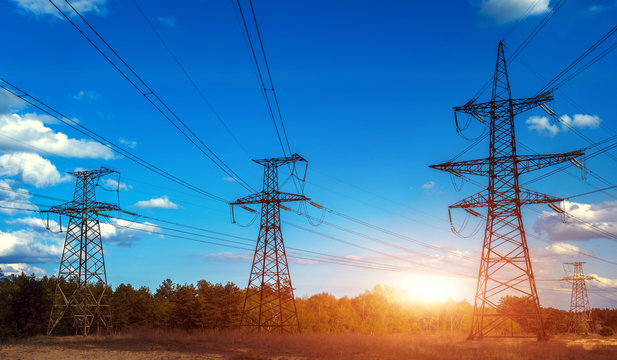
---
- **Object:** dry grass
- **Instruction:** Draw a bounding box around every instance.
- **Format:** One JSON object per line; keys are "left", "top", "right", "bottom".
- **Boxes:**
{"left": 1, "top": 331, "right": 617, "bottom": 359}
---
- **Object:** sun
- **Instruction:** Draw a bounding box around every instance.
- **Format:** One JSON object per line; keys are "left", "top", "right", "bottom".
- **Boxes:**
{"left": 401, "top": 276, "right": 456, "bottom": 303}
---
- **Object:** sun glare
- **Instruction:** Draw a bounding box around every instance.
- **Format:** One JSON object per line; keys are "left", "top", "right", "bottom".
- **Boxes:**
{"left": 401, "top": 276, "right": 457, "bottom": 303}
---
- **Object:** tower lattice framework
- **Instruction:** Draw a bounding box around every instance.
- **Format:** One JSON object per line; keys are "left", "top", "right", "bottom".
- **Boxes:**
{"left": 430, "top": 41, "right": 583, "bottom": 340}
{"left": 231, "top": 154, "right": 308, "bottom": 333}
{"left": 563, "top": 262, "right": 594, "bottom": 333}
{"left": 45, "top": 167, "right": 123, "bottom": 336}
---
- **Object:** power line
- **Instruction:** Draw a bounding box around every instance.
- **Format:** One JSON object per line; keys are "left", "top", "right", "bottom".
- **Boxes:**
{"left": 130, "top": 0, "right": 253, "bottom": 159}
{"left": 0, "top": 78, "right": 229, "bottom": 204}
{"left": 48, "top": 0, "right": 254, "bottom": 192}
{"left": 470, "top": 0, "right": 568, "bottom": 102}
{"left": 537, "top": 25, "right": 617, "bottom": 94}
{"left": 232, "top": 0, "right": 292, "bottom": 157}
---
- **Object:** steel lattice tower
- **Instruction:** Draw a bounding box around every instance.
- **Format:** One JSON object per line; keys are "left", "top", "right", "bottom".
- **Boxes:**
{"left": 231, "top": 154, "right": 308, "bottom": 333}
{"left": 430, "top": 41, "right": 583, "bottom": 340}
{"left": 45, "top": 167, "right": 123, "bottom": 336}
{"left": 563, "top": 262, "right": 594, "bottom": 333}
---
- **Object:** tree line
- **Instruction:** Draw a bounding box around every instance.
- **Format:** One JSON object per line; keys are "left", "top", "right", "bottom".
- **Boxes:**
{"left": 1, "top": 272, "right": 616, "bottom": 339}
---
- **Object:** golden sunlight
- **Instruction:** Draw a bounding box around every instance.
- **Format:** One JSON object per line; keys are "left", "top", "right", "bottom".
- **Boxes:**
{"left": 400, "top": 276, "right": 461, "bottom": 303}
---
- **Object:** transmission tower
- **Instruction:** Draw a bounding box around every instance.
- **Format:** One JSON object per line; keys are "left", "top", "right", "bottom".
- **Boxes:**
{"left": 562, "top": 262, "right": 594, "bottom": 333}
{"left": 430, "top": 41, "right": 583, "bottom": 340}
{"left": 231, "top": 154, "right": 308, "bottom": 333}
{"left": 45, "top": 167, "right": 125, "bottom": 336}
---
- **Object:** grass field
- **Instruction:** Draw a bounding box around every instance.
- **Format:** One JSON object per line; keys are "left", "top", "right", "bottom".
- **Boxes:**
{"left": 1, "top": 331, "right": 617, "bottom": 360}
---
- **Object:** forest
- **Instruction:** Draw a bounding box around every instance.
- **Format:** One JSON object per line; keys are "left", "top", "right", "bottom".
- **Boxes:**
{"left": 1, "top": 272, "right": 616, "bottom": 339}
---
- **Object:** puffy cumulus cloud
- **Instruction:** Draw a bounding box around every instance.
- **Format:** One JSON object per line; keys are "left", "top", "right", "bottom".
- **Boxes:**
{"left": 101, "top": 178, "right": 130, "bottom": 191}
{"left": 589, "top": 273, "right": 617, "bottom": 289}
{"left": 6, "top": 216, "right": 61, "bottom": 232}
{"left": 10, "top": 0, "right": 107, "bottom": 19}
{"left": 0, "top": 228, "right": 63, "bottom": 263}
{"left": 7, "top": 216, "right": 156, "bottom": 248}
{"left": 526, "top": 113, "right": 602, "bottom": 137}
{"left": 561, "top": 114, "right": 602, "bottom": 130}
{"left": 0, "top": 152, "right": 71, "bottom": 188}
{"left": 0, "top": 89, "right": 27, "bottom": 115}
{"left": 0, "top": 113, "right": 113, "bottom": 159}
{"left": 534, "top": 200, "right": 617, "bottom": 241}
{"left": 0, "top": 179, "right": 36, "bottom": 215}
{"left": 99, "top": 218, "right": 161, "bottom": 247}
{"left": 534, "top": 242, "right": 593, "bottom": 258}
{"left": 0, "top": 263, "right": 47, "bottom": 277}
{"left": 478, "top": 0, "right": 550, "bottom": 24}
{"left": 134, "top": 195, "right": 179, "bottom": 209}
{"left": 526, "top": 115, "right": 559, "bottom": 136}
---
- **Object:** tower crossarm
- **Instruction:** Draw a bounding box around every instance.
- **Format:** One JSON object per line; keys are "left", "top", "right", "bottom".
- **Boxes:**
{"left": 231, "top": 191, "right": 267, "bottom": 205}
{"left": 450, "top": 188, "right": 562, "bottom": 209}
{"left": 430, "top": 150, "right": 583, "bottom": 177}
{"left": 454, "top": 94, "right": 553, "bottom": 118}
{"left": 253, "top": 153, "right": 307, "bottom": 167}
{"left": 516, "top": 150, "right": 584, "bottom": 173}
{"left": 232, "top": 191, "right": 309, "bottom": 205}
{"left": 562, "top": 275, "right": 595, "bottom": 282}
{"left": 42, "top": 201, "right": 122, "bottom": 216}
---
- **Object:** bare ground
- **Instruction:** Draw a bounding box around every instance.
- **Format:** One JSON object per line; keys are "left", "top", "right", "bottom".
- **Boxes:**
{"left": 1, "top": 331, "right": 617, "bottom": 360}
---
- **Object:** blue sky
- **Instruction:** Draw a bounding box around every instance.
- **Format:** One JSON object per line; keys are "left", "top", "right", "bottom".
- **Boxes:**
{"left": 1, "top": 0, "right": 617, "bottom": 309}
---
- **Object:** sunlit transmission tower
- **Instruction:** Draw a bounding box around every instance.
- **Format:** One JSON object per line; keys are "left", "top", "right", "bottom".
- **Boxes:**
{"left": 562, "top": 262, "right": 594, "bottom": 333}
{"left": 430, "top": 41, "right": 583, "bottom": 340}
{"left": 45, "top": 167, "right": 124, "bottom": 336}
{"left": 231, "top": 154, "right": 308, "bottom": 333}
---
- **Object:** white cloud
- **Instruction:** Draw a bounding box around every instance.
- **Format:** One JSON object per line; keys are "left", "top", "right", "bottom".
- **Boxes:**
{"left": 560, "top": 114, "right": 602, "bottom": 130}
{"left": 119, "top": 138, "right": 137, "bottom": 149}
{"left": 157, "top": 16, "right": 176, "bottom": 27}
{"left": 134, "top": 195, "right": 178, "bottom": 209}
{"left": 223, "top": 176, "right": 238, "bottom": 182}
{"left": 534, "top": 200, "right": 617, "bottom": 241}
{"left": 0, "top": 152, "right": 71, "bottom": 188}
{"left": 0, "top": 179, "right": 36, "bottom": 215}
{"left": 421, "top": 181, "right": 436, "bottom": 189}
{"left": 478, "top": 0, "right": 550, "bottom": 24}
{"left": 8, "top": 215, "right": 158, "bottom": 249}
{"left": 589, "top": 273, "right": 617, "bottom": 288}
{"left": 0, "top": 113, "right": 114, "bottom": 159}
{"left": 0, "top": 89, "right": 26, "bottom": 115}
{"left": 99, "top": 218, "right": 161, "bottom": 247}
{"left": 10, "top": 0, "right": 108, "bottom": 19}
{"left": 526, "top": 115, "right": 559, "bottom": 136}
{"left": 101, "top": 178, "right": 130, "bottom": 191}
{"left": 0, "top": 263, "right": 47, "bottom": 277}
{"left": 6, "top": 216, "right": 53, "bottom": 231}
{"left": 526, "top": 113, "right": 602, "bottom": 137}
{"left": 0, "top": 228, "right": 63, "bottom": 263}
{"left": 534, "top": 242, "right": 593, "bottom": 258}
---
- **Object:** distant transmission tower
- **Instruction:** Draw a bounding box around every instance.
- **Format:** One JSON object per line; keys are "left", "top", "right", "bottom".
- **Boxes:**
{"left": 231, "top": 154, "right": 308, "bottom": 333}
{"left": 430, "top": 41, "right": 583, "bottom": 340}
{"left": 562, "top": 262, "right": 594, "bottom": 333}
{"left": 45, "top": 167, "right": 125, "bottom": 336}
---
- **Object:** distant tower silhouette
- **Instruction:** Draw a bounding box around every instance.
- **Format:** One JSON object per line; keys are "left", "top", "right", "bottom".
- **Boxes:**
{"left": 45, "top": 168, "right": 124, "bottom": 336}
{"left": 231, "top": 154, "right": 308, "bottom": 333}
{"left": 430, "top": 41, "right": 583, "bottom": 340}
{"left": 563, "top": 262, "right": 594, "bottom": 333}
